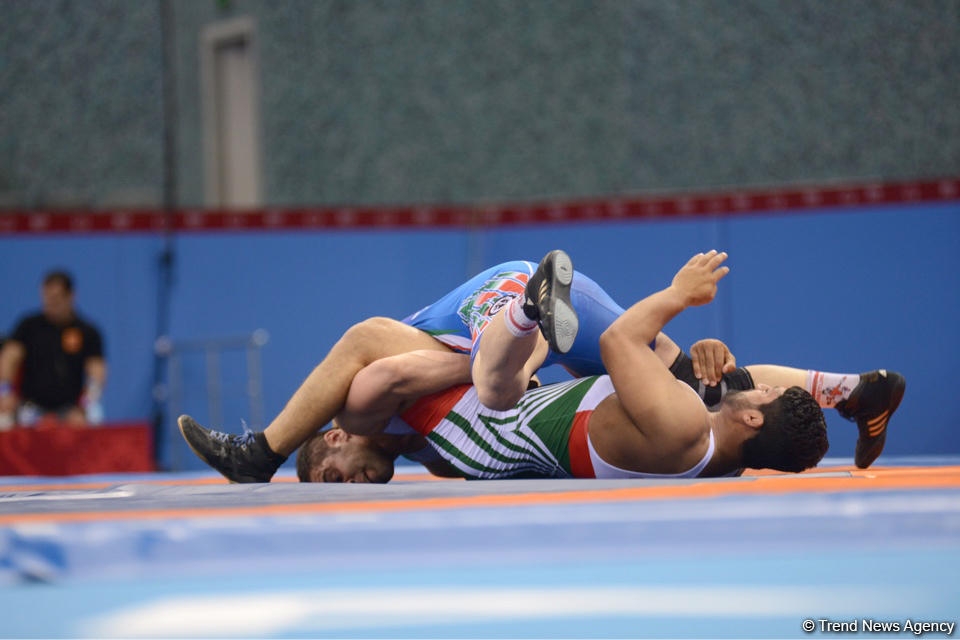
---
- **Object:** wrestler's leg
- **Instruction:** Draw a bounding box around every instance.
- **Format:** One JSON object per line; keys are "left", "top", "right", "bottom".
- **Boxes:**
{"left": 470, "top": 252, "right": 574, "bottom": 410}
{"left": 746, "top": 364, "right": 905, "bottom": 468}
{"left": 746, "top": 365, "right": 862, "bottom": 410}
{"left": 471, "top": 263, "right": 629, "bottom": 409}
{"left": 472, "top": 308, "right": 550, "bottom": 410}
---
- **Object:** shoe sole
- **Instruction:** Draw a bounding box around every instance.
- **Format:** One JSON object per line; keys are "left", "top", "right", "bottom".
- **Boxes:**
{"left": 854, "top": 372, "right": 906, "bottom": 469}
{"left": 543, "top": 250, "right": 578, "bottom": 354}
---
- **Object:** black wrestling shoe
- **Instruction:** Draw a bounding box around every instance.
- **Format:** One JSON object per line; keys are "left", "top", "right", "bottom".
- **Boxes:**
{"left": 178, "top": 415, "right": 286, "bottom": 483}
{"left": 835, "top": 370, "right": 906, "bottom": 469}
{"left": 522, "top": 250, "right": 579, "bottom": 354}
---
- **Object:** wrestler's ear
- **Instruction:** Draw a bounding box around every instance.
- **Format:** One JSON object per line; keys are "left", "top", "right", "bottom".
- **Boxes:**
{"left": 739, "top": 408, "right": 764, "bottom": 429}
{"left": 323, "top": 428, "right": 349, "bottom": 445}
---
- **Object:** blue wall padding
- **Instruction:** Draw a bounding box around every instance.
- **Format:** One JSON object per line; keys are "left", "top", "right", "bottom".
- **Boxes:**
{"left": 1, "top": 203, "right": 957, "bottom": 468}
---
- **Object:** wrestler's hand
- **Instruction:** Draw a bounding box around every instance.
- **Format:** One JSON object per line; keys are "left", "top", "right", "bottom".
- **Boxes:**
{"left": 671, "top": 250, "right": 729, "bottom": 307}
{"left": 690, "top": 338, "right": 736, "bottom": 387}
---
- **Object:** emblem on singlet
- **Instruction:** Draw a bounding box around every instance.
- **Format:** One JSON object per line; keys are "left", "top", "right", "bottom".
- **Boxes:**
{"left": 457, "top": 270, "right": 529, "bottom": 334}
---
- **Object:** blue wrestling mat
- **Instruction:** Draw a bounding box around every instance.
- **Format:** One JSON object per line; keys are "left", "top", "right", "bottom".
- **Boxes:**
{"left": 1, "top": 458, "right": 958, "bottom": 639}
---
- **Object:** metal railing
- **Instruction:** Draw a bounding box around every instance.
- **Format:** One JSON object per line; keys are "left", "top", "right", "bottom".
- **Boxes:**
{"left": 154, "top": 329, "right": 269, "bottom": 470}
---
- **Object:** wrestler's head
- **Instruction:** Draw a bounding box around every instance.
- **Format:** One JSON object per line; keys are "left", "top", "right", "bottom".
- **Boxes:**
{"left": 296, "top": 425, "right": 395, "bottom": 483}
{"left": 722, "top": 385, "right": 828, "bottom": 472}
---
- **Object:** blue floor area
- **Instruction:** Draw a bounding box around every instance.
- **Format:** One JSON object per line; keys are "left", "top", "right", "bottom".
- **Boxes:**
{"left": 1, "top": 459, "right": 959, "bottom": 638}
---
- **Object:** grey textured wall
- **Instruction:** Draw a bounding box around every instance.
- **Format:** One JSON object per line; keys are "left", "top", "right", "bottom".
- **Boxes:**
{"left": 1, "top": 0, "right": 958, "bottom": 208}
{"left": 0, "top": 0, "right": 164, "bottom": 207}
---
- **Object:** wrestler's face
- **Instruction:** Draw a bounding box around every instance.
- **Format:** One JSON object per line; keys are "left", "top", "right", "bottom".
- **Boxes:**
{"left": 722, "top": 384, "right": 785, "bottom": 410}
{"left": 312, "top": 432, "right": 395, "bottom": 484}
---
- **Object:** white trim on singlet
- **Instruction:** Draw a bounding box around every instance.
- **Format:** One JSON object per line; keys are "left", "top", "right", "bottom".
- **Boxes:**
{"left": 586, "top": 428, "right": 716, "bottom": 479}
{"left": 428, "top": 334, "right": 474, "bottom": 352}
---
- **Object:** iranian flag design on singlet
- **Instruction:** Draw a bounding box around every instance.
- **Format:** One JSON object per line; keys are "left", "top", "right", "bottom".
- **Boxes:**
{"left": 419, "top": 376, "right": 607, "bottom": 479}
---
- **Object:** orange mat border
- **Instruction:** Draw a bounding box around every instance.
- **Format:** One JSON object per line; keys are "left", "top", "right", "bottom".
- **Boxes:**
{"left": 2, "top": 466, "right": 958, "bottom": 526}
{"left": 0, "top": 464, "right": 942, "bottom": 494}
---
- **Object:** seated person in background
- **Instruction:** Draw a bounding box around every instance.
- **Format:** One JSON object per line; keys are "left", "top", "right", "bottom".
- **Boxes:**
{"left": 0, "top": 270, "right": 107, "bottom": 429}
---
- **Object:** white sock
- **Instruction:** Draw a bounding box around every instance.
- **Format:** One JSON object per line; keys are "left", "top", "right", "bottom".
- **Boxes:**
{"left": 503, "top": 296, "right": 538, "bottom": 338}
{"left": 806, "top": 370, "right": 861, "bottom": 408}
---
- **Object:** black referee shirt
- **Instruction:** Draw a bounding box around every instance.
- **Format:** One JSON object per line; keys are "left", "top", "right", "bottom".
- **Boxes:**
{"left": 10, "top": 313, "right": 104, "bottom": 410}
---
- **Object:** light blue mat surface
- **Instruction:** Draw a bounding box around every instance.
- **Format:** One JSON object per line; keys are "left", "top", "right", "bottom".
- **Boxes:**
{"left": 1, "top": 458, "right": 958, "bottom": 638}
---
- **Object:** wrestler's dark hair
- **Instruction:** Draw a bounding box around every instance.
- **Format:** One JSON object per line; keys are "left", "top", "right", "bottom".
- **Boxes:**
{"left": 295, "top": 427, "right": 335, "bottom": 482}
{"left": 43, "top": 269, "right": 74, "bottom": 292}
{"left": 741, "top": 386, "right": 829, "bottom": 472}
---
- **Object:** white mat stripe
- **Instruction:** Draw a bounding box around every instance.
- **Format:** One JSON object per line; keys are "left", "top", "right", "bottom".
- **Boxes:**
{"left": 82, "top": 585, "right": 920, "bottom": 637}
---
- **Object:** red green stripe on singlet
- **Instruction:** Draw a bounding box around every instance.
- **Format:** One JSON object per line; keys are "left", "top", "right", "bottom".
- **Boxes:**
{"left": 567, "top": 411, "right": 596, "bottom": 478}
{"left": 400, "top": 385, "right": 472, "bottom": 435}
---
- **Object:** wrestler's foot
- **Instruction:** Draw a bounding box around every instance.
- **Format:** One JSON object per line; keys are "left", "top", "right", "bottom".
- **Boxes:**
{"left": 835, "top": 370, "right": 906, "bottom": 469}
{"left": 178, "top": 415, "right": 286, "bottom": 482}
{"left": 522, "top": 250, "right": 578, "bottom": 354}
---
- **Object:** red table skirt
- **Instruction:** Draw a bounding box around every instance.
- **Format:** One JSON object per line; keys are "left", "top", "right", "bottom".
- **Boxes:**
{"left": 0, "top": 421, "right": 154, "bottom": 476}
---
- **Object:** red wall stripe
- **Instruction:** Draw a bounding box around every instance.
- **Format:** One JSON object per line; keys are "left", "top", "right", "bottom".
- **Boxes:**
{"left": 1, "top": 178, "right": 957, "bottom": 236}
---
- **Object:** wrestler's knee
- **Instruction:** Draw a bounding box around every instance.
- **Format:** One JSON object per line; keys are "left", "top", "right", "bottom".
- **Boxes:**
{"left": 348, "top": 316, "right": 398, "bottom": 338}
{"left": 475, "top": 373, "right": 526, "bottom": 411}
{"left": 340, "top": 316, "right": 399, "bottom": 347}
{"left": 335, "top": 317, "right": 399, "bottom": 360}
{"left": 339, "top": 316, "right": 447, "bottom": 364}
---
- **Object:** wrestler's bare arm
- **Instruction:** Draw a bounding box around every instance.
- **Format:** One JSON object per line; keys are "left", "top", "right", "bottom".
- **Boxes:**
{"left": 599, "top": 251, "right": 730, "bottom": 451}
{"left": 264, "top": 317, "right": 454, "bottom": 454}
{"left": 337, "top": 349, "right": 472, "bottom": 436}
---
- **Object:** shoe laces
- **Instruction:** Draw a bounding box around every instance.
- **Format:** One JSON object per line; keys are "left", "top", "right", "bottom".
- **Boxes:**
{"left": 209, "top": 424, "right": 257, "bottom": 449}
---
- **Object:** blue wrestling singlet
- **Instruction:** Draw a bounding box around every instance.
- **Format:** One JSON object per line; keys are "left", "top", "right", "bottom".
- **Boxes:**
{"left": 401, "top": 260, "right": 626, "bottom": 377}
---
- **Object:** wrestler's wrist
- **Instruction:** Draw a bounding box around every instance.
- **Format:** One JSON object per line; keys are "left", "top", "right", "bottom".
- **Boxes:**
{"left": 664, "top": 285, "right": 694, "bottom": 309}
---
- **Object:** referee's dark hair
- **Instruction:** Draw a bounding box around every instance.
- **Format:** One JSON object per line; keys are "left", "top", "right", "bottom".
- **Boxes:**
{"left": 42, "top": 269, "right": 74, "bottom": 293}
